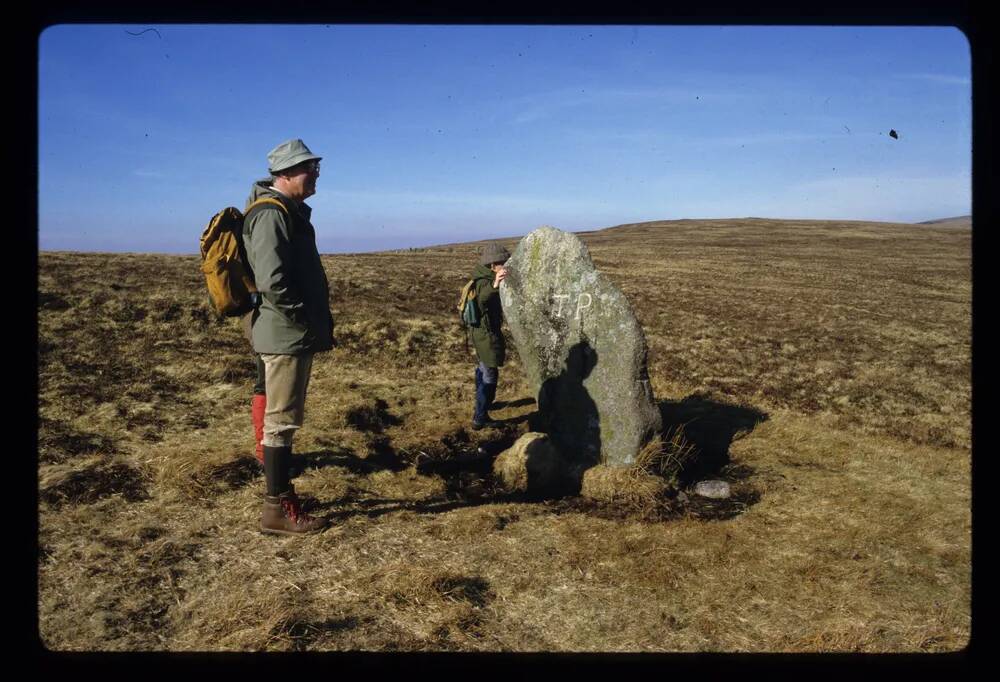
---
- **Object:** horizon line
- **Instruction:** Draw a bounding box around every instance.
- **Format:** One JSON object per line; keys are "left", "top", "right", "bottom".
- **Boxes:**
{"left": 38, "top": 214, "right": 972, "bottom": 257}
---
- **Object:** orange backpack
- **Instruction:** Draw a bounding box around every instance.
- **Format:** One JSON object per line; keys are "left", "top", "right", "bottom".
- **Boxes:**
{"left": 199, "top": 197, "right": 287, "bottom": 317}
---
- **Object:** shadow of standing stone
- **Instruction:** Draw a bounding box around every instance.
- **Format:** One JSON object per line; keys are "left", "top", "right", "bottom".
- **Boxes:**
{"left": 659, "top": 393, "right": 769, "bottom": 485}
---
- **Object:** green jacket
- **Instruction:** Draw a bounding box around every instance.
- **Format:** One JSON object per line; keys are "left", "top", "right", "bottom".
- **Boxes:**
{"left": 243, "top": 180, "right": 334, "bottom": 355}
{"left": 468, "top": 264, "right": 505, "bottom": 367}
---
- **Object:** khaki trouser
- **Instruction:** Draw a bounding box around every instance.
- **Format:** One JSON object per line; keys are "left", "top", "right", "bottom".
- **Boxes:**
{"left": 260, "top": 352, "right": 314, "bottom": 447}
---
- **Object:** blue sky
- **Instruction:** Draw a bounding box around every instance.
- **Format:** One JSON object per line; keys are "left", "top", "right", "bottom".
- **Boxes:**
{"left": 38, "top": 24, "right": 971, "bottom": 254}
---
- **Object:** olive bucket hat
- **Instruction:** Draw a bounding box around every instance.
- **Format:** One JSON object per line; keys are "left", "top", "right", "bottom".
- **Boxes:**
{"left": 480, "top": 242, "right": 511, "bottom": 266}
{"left": 267, "top": 138, "right": 323, "bottom": 174}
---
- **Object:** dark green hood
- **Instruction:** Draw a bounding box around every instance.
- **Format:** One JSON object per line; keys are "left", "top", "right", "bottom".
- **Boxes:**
{"left": 472, "top": 263, "right": 494, "bottom": 282}
{"left": 468, "top": 264, "right": 505, "bottom": 367}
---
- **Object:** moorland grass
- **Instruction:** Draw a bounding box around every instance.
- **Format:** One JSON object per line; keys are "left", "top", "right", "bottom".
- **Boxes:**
{"left": 37, "top": 218, "right": 970, "bottom": 651}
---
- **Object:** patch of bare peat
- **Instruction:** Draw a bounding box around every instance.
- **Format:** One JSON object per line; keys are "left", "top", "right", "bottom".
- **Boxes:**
{"left": 362, "top": 434, "right": 409, "bottom": 472}
{"left": 292, "top": 435, "right": 410, "bottom": 479}
{"left": 429, "top": 575, "right": 495, "bottom": 647}
{"left": 39, "top": 543, "right": 54, "bottom": 565}
{"left": 196, "top": 456, "right": 262, "bottom": 490}
{"left": 155, "top": 301, "right": 184, "bottom": 323}
{"left": 345, "top": 398, "right": 403, "bottom": 434}
{"left": 431, "top": 575, "right": 494, "bottom": 607}
{"left": 492, "top": 513, "right": 520, "bottom": 530}
{"left": 123, "top": 601, "right": 171, "bottom": 640}
{"left": 38, "top": 291, "right": 71, "bottom": 311}
{"left": 38, "top": 416, "right": 120, "bottom": 464}
{"left": 271, "top": 615, "right": 363, "bottom": 651}
{"left": 431, "top": 612, "right": 490, "bottom": 649}
{"left": 124, "top": 371, "right": 188, "bottom": 404}
{"left": 410, "top": 426, "right": 525, "bottom": 503}
{"left": 40, "top": 462, "right": 150, "bottom": 508}
{"left": 108, "top": 301, "right": 148, "bottom": 323}
{"left": 137, "top": 526, "right": 167, "bottom": 542}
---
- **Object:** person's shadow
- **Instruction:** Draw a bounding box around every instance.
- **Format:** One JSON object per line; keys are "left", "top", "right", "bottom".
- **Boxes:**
{"left": 531, "top": 341, "right": 601, "bottom": 481}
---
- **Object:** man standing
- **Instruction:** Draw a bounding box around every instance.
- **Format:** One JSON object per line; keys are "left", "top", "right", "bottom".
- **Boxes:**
{"left": 469, "top": 243, "right": 510, "bottom": 430}
{"left": 243, "top": 139, "right": 334, "bottom": 535}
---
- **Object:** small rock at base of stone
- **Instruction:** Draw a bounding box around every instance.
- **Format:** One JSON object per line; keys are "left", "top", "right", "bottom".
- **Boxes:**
{"left": 694, "top": 480, "right": 731, "bottom": 499}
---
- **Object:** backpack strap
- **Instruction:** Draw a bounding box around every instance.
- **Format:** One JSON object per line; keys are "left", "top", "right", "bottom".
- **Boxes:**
{"left": 236, "top": 199, "right": 289, "bottom": 289}
{"left": 244, "top": 196, "right": 294, "bottom": 244}
{"left": 457, "top": 279, "right": 476, "bottom": 313}
{"left": 245, "top": 196, "right": 289, "bottom": 216}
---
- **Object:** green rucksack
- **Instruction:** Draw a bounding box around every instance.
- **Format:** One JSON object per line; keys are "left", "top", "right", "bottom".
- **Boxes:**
{"left": 457, "top": 279, "right": 480, "bottom": 327}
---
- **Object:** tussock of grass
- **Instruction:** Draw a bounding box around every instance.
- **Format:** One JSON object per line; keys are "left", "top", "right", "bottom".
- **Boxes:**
{"left": 571, "top": 426, "right": 695, "bottom": 512}
{"left": 635, "top": 425, "right": 698, "bottom": 480}
{"left": 363, "top": 467, "right": 448, "bottom": 501}
{"left": 580, "top": 465, "right": 669, "bottom": 509}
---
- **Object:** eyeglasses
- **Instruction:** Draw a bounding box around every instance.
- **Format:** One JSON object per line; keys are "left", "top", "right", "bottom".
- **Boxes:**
{"left": 287, "top": 160, "right": 320, "bottom": 175}
{"left": 276, "top": 160, "right": 320, "bottom": 179}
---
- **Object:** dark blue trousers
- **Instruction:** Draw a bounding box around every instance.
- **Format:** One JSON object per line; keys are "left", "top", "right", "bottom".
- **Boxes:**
{"left": 474, "top": 362, "right": 498, "bottom": 424}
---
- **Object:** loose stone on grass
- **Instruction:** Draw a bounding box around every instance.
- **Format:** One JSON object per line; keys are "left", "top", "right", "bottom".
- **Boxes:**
{"left": 492, "top": 432, "right": 563, "bottom": 494}
{"left": 693, "top": 480, "right": 732, "bottom": 499}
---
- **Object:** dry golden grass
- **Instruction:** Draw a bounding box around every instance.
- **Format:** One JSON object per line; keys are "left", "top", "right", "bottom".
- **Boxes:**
{"left": 37, "top": 218, "right": 970, "bottom": 651}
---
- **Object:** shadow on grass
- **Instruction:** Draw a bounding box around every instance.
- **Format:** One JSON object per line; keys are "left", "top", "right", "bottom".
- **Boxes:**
{"left": 292, "top": 444, "right": 409, "bottom": 477}
{"left": 344, "top": 398, "right": 403, "bottom": 434}
{"left": 274, "top": 616, "right": 364, "bottom": 651}
{"left": 295, "top": 419, "right": 523, "bottom": 479}
{"left": 312, "top": 491, "right": 527, "bottom": 522}
{"left": 287, "top": 395, "right": 768, "bottom": 524}
{"left": 490, "top": 396, "right": 536, "bottom": 411}
{"left": 493, "top": 413, "right": 532, "bottom": 427}
{"left": 659, "top": 392, "right": 769, "bottom": 487}
{"left": 301, "top": 423, "right": 535, "bottom": 520}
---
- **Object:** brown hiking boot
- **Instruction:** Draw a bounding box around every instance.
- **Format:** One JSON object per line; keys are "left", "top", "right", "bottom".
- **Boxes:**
{"left": 261, "top": 491, "right": 328, "bottom": 536}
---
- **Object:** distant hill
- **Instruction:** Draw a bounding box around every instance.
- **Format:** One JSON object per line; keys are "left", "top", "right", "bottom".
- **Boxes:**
{"left": 590, "top": 217, "right": 924, "bottom": 235}
{"left": 916, "top": 215, "right": 971, "bottom": 229}
{"left": 590, "top": 216, "right": 972, "bottom": 235}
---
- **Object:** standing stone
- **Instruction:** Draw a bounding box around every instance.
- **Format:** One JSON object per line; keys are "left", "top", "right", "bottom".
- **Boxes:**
{"left": 499, "top": 226, "right": 662, "bottom": 468}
